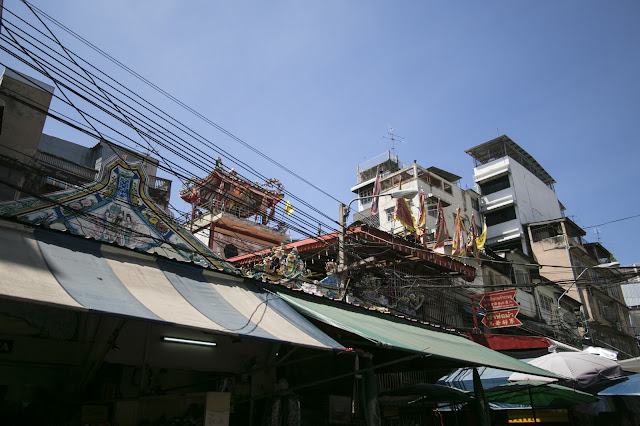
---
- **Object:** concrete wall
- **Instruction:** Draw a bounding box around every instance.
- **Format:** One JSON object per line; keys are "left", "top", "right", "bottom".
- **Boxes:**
{"left": 0, "top": 69, "right": 53, "bottom": 162}
{"left": 529, "top": 234, "right": 576, "bottom": 300}
{"left": 508, "top": 158, "right": 562, "bottom": 225}
{"left": 474, "top": 156, "right": 562, "bottom": 252}
{"left": 39, "top": 134, "right": 95, "bottom": 166}
{"left": 0, "top": 69, "right": 54, "bottom": 200}
{"left": 374, "top": 165, "right": 481, "bottom": 239}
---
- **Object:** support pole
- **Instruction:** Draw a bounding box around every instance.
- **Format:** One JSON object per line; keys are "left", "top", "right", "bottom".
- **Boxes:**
{"left": 338, "top": 203, "right": 347, "bottom": 297}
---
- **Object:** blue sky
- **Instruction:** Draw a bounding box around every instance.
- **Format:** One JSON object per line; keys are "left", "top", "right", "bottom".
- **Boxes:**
{"left": 3, "top": 1, "right": 640, "bottom": 265}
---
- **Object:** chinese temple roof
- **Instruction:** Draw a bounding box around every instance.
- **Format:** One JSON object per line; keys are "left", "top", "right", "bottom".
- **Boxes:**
{"left": 0, "top": 156, "right": 237, "bottom": 273}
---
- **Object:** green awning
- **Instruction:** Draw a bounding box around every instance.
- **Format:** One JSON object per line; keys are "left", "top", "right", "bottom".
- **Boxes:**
{"left": 277, "top": 292, "right": 562, "bottom": 379}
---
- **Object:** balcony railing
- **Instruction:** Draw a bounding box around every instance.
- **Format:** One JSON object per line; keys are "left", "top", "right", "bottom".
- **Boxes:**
{"left": 37, "top": 150, "right": 171, "bottom": 193}
{"left": 36, "top": 150, "right": 98, "bottom": 181}
{"left": 147, "top": 175, "right": 171, "bottom": 192}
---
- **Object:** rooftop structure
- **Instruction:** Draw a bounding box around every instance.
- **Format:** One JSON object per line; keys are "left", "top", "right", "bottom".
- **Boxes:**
{"left": 465, "top": 135, "right": 563, "bottom": 254}
{"left": 179, "top": 161, "right": 288, "bottom": 259}
{"left": 0, "top": 68, "right": 171, "bottom": 209}
{"left": 351, "top": 151, "right": 481, "bottom": 251}
{"left": 465, "top": 135, "right": 556, "bottom": 188}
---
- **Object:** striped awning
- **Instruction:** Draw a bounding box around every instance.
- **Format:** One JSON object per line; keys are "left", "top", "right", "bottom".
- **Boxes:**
{"left": 0, "top": 220, "right": 343, "bottom": 351}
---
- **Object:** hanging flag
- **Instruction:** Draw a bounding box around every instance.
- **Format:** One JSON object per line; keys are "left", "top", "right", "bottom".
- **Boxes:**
{"left": 433, "top": 199, "right": 449, "bottom": 248}
{"left": 393, "top": 197, "right": 416, "bottom": 232}
{"left": 476, "top": 222, "right": 487, "bottom": 251}
{"left": 467, "top": 213, "right": 481, "bottom": 265}
{"left": 416, "top": 189, "right": 427, "bottom": 243}
{"left": 452, "top": 207, "right": 467, "bottom": 256}
{"left": 284, "top": 199, "right": 294, "bottom": 215}
{"left": 370, "top": 171, "right": 381, "bottom": 215}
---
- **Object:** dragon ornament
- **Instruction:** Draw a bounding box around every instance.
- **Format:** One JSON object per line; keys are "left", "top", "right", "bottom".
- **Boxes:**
{"left": 241, "top": 243, "right": 309, "bottom": 283}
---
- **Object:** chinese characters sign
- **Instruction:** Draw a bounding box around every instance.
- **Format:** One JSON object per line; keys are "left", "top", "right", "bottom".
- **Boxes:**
{"left": 476, "top": 289, "right": 522, "bottom": 329}
{"left": 482, "top": 309, "right": 523, "bottom": 328}
{"left": 479, "top": 289, "right": 518, "bottom": 311}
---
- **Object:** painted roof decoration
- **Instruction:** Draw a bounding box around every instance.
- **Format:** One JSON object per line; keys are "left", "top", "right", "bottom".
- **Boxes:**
{"left": 241, "top": 242, "right": 310, "bottom": 283}
{"left": 179, "top": 157, "right": 284, "bottom": 225}
{"left": 0, "top": 155, "right": 237, "bottom": 273}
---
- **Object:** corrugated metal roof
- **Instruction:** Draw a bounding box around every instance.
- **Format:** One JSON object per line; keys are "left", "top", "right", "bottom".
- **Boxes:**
{"left": 465, "top": 135, "right": 555, "bottom": 186}
{"left": 622, "top": 282, "right": 640, "bottom": 307}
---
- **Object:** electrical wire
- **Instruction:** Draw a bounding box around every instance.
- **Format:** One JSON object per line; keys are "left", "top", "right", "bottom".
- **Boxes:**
{"left": 0, "top": 9, "right": 341, "bottom": 237}
{"left": 3, "top": 1, "right": 637, "bottom": 301}
{"left": 3, "top": 4, "right": 343, "bottom": 226}
{"left": 22, "top": 0, "right": 345, "bottom": 206}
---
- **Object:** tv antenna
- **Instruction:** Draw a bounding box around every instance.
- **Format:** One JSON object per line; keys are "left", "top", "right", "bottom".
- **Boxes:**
{"left": 383, "top": 124, "right": 405, "bottom": 153}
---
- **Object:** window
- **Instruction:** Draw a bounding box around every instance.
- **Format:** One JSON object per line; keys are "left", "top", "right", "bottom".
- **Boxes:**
{"left": 485, "top": 206, "right": 517, "bottom": 226}
{"left": 224, "top": 244, "right": 238, "bottom": 258}
{"left": 598, "top": 300, "right": 616, "bottom": 321}
{"left": 589, "top": 269, "right": 602, "bottom": 285}
{"left": 530, "top": 223, "right": 563, "bottom": 242}
{"left": 359, "top": 187, "right": 373, "bottom": 198}
{"left": 539, "top": 293, "right": 553, "bottom": 312}
{"left": 514, "top": 269, "right": 530, "bottom": 285}
{"left": 471, "top": 198, "right": 480, "bottom": 212}
{"left": 443, "top": 183, "right": 452, "bottom": 195}
{"left": 428, "top": 175, "right": 442, "bottom": 189}
{"left": 609, "top": 285, "right": 620, "bottom": 299}
{"left": 385, "top": 207, "right": 394, "bottom": 222}
{"left": 479, "top": 175, "right": 511, "bottom": 195}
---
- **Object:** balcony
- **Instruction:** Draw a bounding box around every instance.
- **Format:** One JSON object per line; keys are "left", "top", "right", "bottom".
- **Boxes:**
{"left": 486, "top": 219, "right": 521, "bottom": 244}
{"left": 480, "top": 188, "right": 516, "bottom": 212}
{"left": 147, "top": 175, "right": 171, "bottom": 192}
{"left": 473, "top": 158, "right": 510, "bottom": 183}
{"left": 36, "top": 150, "right": 98, "bottom": 182}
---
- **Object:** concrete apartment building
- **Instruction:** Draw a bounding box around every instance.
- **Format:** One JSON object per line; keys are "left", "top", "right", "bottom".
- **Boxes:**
{"left": 0, "top": 68, "right": 171, "bottom": 210}
{"left": 526, "top": 218, "right": 638, "bottom": 356}
{"left": 350, "top": 151, "right": 482, "bottom": 248}
{"left": 620, "top": 265, "right": 640, "bottom": 339}
{"left": 465, "top": 135, "right": 637, "bottom": 356}
{"left": 465, "top": 135, "right": 563, "bottom": 255}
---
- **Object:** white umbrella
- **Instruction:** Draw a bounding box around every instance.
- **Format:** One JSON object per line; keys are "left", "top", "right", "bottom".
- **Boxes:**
{"left": 508, "top": 352, "right": 623, "bottom": 388}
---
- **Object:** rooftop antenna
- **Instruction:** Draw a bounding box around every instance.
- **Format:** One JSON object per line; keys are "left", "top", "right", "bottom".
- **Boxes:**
{"left": 383, "top": 124, "right": 405, "bottom": 154}
{"left": 594, "top": 227, "right": 601, "bottom": 243}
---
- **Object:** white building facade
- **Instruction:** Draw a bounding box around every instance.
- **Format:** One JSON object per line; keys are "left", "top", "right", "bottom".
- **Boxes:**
{"left": 465, "top": 135, "right": 563, "bottom": 255}
{"left": 350, "top": 152, "right": 481, "bottom": 249}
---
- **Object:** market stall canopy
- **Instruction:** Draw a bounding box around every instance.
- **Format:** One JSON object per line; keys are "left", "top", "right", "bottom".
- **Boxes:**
{"left": 0, "top": 155, "right": 345, "bottom": 350}
{"left": 598, "top": 374, "right": 640, "bottom": 396}
{"left": 438, "top": 365, "right": 525, "bottom": 391}
{"left": 382, "top": 383, "right": 473, "bottom": 403}
{"left": 0, "top": 220, "right": 344, "bottom": 351}
{"left": 485, "top": 381, "right": 599, "bottom": 408}
{"left": 509, "top": 352, "right": 624, "bottom": 388}
{"left": 276, "top": 291, "right": 563, "bottom": 378}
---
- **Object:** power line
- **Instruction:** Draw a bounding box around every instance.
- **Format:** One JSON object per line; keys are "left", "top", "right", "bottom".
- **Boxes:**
{"left": 5, "top": 2, "right": 637, "bottom": 289}
{"left": 22, "top": 0, "right": 345, "bottom": 206}
{"left": 583, "top": 214, "right": 640, "bottom": 229}
{"left": 1, "top": 6, "right": 340, "bottom": 233}
{"left": 0, "top": 30, "right": 340, "bottom": 241}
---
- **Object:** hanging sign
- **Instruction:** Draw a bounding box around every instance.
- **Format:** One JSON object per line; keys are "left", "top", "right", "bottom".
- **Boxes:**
{"left": 479, "top": 289, "right": 518, "bottom": 311}
{"left": 482, "top": 309, "right": 523, "bottom": 328}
